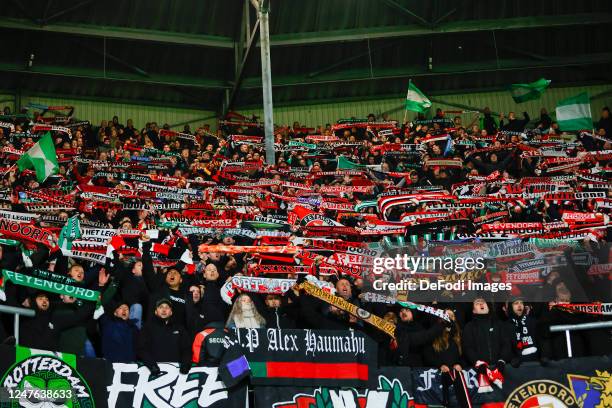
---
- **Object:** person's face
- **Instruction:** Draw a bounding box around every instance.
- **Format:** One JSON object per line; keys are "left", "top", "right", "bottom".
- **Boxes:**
{"left": 223, "top": 236, "right": 235, "bottom": 245}
{"left": 336, "top": 279, "right": 352, "bottom": 299}
{"left": 69, "top": 266, "right": 84, "bottom": 282}
{"left": 165, "top": 269, "right": 182, "bottom": 288}
{"left": 473, "top": 299, "right": 489, "bottom": 315}
{"left": 189, "top": 286, "right": 202, "bottom": 303}
{"left": 155, "top": 303, "right": 173, "bottom": 319}
{"left": 512, "top": 300, "right": 524, "bottom": 316}
{"left": 490, "top": 153, "right": 498, "bottom": 163}
{"left": 556, "top": 283, "right": 571, "bottom": 302}
{"left": 132, "top": 261, "right": 143, "bottom": 276}
{"left": 265, "top": 295, "right": 281, "bottom": 308}
{"left": 61, "top": 295, "right": 76, "bottom": 304}
{"left": 114, "top": 304, "right": 129, "bottom": 320}
{"left": 35, "top": 295, "right": 50, "bottom": 311}
{"left": 399, "top": 308, "right": 413, "bottom": 322}
{"left": 204, "top": 264, "right": 219, "bottom": 281}
{"left": 509, "top": 112, "right": 516, "bottom": 120}
{"left": 602, "top": 109, "right": 610, "bottom": 119}
{"left": 240, "top": 295, "right": 252, "bottom": 308}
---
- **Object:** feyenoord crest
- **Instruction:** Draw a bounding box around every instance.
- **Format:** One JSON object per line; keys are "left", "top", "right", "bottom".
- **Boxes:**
{"left": 505, "top": 379, "right": 579, "bottom": 408}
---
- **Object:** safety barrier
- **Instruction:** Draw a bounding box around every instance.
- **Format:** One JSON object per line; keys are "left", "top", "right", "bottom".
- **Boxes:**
{"left": 550, "top": 320, "right": 612, "bottom": 357}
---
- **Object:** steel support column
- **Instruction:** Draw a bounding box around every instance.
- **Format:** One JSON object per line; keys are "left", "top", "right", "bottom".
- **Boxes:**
{"left": 256, "top": 0, "right": 275, "bottom": 165}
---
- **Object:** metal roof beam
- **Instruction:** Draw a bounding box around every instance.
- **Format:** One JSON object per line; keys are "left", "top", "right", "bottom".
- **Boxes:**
{"left": 0, "top": 17, "right": 234, "bottom": 49}
{"left": 268, "top": 13, "right": 612, "bottom": 46}
{"left": 0, "top": 62, "right": 229, "bottom": 90}
{"left": 241, "top": 52, "right": 612, "bottom": 88}
{"left": 378, "top": 0, "right": 429, "bottom": 27}
{"left": 223, "top": 0, "right": 260, "bottom": 116}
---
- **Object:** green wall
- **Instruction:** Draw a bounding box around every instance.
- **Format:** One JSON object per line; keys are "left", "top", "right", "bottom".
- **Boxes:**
{"left": 3, "top": 83, "right": 612, "bottom": 131}
{"left": 245, "top": 84, "right": 612, "bottom": 128}
{"left": 0, "top": 93, "right": 216, "bottom": 131}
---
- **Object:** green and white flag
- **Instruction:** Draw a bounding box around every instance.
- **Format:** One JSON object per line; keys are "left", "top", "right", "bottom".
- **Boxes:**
{"left": 58, "top": 215, "right": 81, "bottom": 254}
{"left": 509, "top": 78, "right": 551, "bottom": 103}
{"left": 555, "top": 92, "right": 593, "bottom": 131}
{"left": 17, "top": 131, "right": 59, "bottom": 182}
{"left": 405, "top": 81, "right": 431, "bottom": 113}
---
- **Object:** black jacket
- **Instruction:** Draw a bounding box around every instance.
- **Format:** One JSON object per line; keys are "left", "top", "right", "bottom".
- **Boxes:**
{"left": 199, "top": 275, "right": 230, "bottom": 326}
{"left": 141, "top": 245, "right": 190, "bottom": 326}
{"left": 505, "top": 311, "right": 538, "bottom": 359}
{"left": 423, "top": 331, "right": 463, "bottom": 369}
{"left": 136, "top": 316, "right": 191, "bottom": 368}
{"left": 262, "top": 305, "right": 297, "bottom": 329}
{"left": 395, "top": 321, "right": 444, "bottom": 367}
{"left": 462, "top": 314, "right": 513, "bottom": 365}
{"left": 500, "top": 112, "right": 530, "bottom": 132}
{"left": 482, "top": 113, "right": 498, "bottom": 136}
{"left": 20, "top": 300, "right": 95, "bottom": 354}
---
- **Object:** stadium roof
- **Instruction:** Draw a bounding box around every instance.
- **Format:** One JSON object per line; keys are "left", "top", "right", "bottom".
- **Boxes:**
{"left": 1, "top": 0, "right": 611, "bottom": 112}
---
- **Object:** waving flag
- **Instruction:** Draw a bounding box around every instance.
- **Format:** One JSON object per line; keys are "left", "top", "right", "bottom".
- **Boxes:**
{"left": 509, "top": 78, "right": 551, "bottom": 103}
{"left": 17, "top": 132, "right": 59, "bottom": 182}
{"left": 555, "top": 92, "right": 593, "bottom": 131}
{"left": 405, "top": 81, "right": 431, "bottom": 113}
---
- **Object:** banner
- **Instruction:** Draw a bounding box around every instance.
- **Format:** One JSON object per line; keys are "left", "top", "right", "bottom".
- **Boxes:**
{"left": 412, "top": 356, "right": 611, "bottom": 407}
{"left": 0, "top": 345, "right": 107, "bottom": 407}
{"left": 254, "top": 367, "right": 420, "bottom": 408}
{"left": 232, "top": 328, "right": 376, "bottom": 387}
{"left": 107, "top": 363, "right": 246, "bottom": 408}
{"left": 0, "top": 345, "right": 247, "bottom": 408}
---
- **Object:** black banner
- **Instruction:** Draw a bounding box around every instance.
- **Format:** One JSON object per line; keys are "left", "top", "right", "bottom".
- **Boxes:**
{"left": 232, "top": 328, "right": 377, "bottom": 387}
{"left": 412, "top": 355, "right": 612, "bottom": 407}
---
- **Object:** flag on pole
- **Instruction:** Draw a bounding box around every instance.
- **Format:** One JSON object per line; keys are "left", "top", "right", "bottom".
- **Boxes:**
{"left": 16, "top": 132, "right": 58, "bottom": 182}
{"left": 555, "top": 92, "right": 593, "bottom": 131}
{"left": 509, "top": 78, "right": 551, "bottom": 103}
{"left": 405, "top": 81, "right": 432, "bottom": 113}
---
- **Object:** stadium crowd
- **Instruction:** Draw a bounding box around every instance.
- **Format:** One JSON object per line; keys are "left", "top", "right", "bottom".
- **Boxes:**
{"left": 0, "top": 104, "right": 610, "bottom": 398}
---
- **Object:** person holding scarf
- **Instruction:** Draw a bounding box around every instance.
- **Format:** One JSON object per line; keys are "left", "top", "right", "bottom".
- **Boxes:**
{"left": 504, "top": 297, "right": 539, "bottom": 365}
{"left": 462, "top": 298, "right": 512, "bottom": 393}
{"left": 424, "top": 309, "right": 472, "bottom": 408}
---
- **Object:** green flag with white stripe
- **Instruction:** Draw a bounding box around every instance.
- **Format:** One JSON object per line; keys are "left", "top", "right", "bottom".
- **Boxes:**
{"left": 16, "top": 132, "right": 59, "bottom": 182}
{"left": 509, "top": 78, "right": 551, "bottom": 103}
{"left": 555, "top": 92, "right": 593, "bottom": 131}
{"left": 405, "top": 81, "right": 432, "bottom": 113}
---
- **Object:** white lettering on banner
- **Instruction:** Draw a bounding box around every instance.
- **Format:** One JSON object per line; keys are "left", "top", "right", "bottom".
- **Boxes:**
{"left": 417, "top": 368, "right": 478, "bottom": 391}
{"left": 107, "top": 363, "right": 228, "bottom": 408}
{"left": 267, "top": 328, "right": 299, "bottom": 352}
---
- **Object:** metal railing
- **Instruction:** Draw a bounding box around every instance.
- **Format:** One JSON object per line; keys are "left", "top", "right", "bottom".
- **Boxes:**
{"left": 0, "top": 304, "right": 35, "bottom": 345}
{"left": 550, "top": 320, "right": 612, "bottom": 358}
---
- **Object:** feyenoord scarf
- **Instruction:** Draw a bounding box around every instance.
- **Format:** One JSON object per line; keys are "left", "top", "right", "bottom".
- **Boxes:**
{"left": 0, "top": 219, "right": 55, "bottom": 248}
{"left": 2, "top": 269, "right": 100, "bottom": 302}
{"left": 297, "top": 281, "right": 396, "bottom": 338}
{"left": 553, "top": 303, "right": 612, "bottom": 315}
